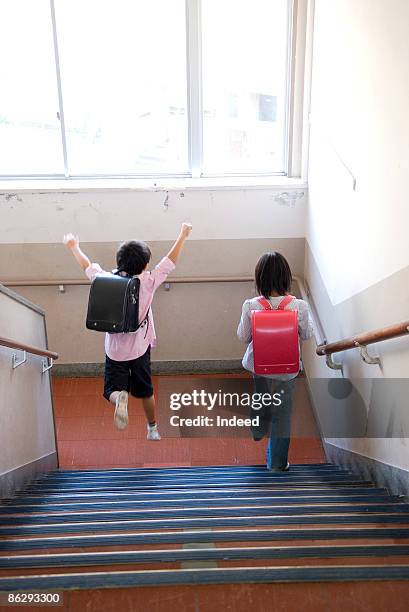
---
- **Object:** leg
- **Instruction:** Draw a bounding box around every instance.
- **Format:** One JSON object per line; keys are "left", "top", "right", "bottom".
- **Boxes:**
{"left": 252, "top": 375, "right": 273, "bottom": 441}
{"left": 103, "top": 356, "right": 130, "bottom": 430}
{"left": 266, "top": 378, "right": 295, "bottom": 471}
{"left": 142, "top": 395, "right": 161, "bottom": 440}
{"left": 129, "top": 347, "right": 160, "bottom": 440}
{"left": 141, "top": 394, "right": 156, "bottom": 425}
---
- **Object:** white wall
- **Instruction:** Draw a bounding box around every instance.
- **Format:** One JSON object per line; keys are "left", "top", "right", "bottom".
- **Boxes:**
{"left": 0, "top": 186, "right": 307, "bottom": 363}
{"left": 305, "top": 0, "right": 409, "bottom": 472}
{"left": 0, "top": 287, "right": 57, "bottom": 487}
{"left": 0, "top": 185, "right": 306, "bottom": 245}
{"left": 308, "top": 0, "right": 409, "bottom": 306}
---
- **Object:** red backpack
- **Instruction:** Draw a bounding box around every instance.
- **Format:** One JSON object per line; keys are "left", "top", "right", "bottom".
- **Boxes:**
{"left": 251, "top": 295, "right": 299, "bottom": 376}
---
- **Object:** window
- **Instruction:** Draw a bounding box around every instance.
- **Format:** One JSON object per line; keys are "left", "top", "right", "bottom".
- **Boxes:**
{"left": 201, "top": 0, "right": 289, "bottom": 175}
{"left": 0, "top": 0, "right": 295, "bottom": 179}
{"left": 0, "top": 0, "right": 64, "bottom": 175}
{"left": 54, "top": 0, "right": 188, "bottom": 176}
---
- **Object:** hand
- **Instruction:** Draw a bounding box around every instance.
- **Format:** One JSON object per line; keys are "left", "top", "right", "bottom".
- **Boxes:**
{"left": 63, "top": 233, "right": 79, "bottom": 250}
{"left": 180, "top": 222, "right": 192, "bottom": 238}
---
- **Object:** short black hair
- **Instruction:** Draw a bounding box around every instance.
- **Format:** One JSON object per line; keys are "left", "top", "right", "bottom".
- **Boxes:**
{"left": 255, "top": 252, "right": 292, "bottom": 298}
{"left": 116, "top": 240, "right": 151, "bottom": 276}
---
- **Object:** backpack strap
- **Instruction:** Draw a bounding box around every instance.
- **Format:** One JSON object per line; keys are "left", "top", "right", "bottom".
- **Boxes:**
{"left": 277, "top": 295, "right": 296, "bottom": 310}
{"left": 257, "top": 297, "right": 273, "bottom": 310}
{"left": 258, "top": 295, "right": 296, "bottom": 310}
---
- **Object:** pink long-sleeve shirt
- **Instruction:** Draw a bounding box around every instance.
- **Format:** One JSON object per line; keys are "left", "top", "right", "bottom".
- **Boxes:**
{"left": 85, "top": 256, "right": 175, "bottom": 362}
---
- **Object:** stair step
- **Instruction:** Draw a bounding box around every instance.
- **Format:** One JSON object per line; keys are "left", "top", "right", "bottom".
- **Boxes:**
{"left": 20, "top": 479, "right": 376, "bottom": 494}
{"left": 2, "top": 544, "right": 409, "bottom": 570}
{"left": 1, "top": 495, "right": 398, "bottom": 514}
{"left": 41, "top": 466, "right": 349, "bottom": 480}
{"left": 4, "top": 557, "right": 409, "bottom": 578}
{"left": 2, "top": 564, "right": 409, "bottom": 590}
{"left": 25, "top": 473, "right": 367, "bottom": 483}
{"left": 1, "top": 502, "right": 408, "bottom": 523}
{"left": 4, "top": 538, "right": 409, "bottom": 558}
{"left": 39, "top": 471, "right": 353, "bottom": 484}
{"left": 3, "top": 513, "right": 409, "bottom": 539}
{"left": 2, "top": 527, "right": 409, "bottom": 552}
{"left": 43, "top": 463, "right": 338, "bottom": 477}
{"left": 10, "top": 485, "right": 384, "bottom": 502}
{"left": 5, "top": 487, "right": 390, "bottom": 505}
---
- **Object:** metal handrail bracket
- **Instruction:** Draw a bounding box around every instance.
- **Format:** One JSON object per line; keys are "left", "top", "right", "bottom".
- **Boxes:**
{"left": 12, "top": 350, "right": 27, "bottom": 369}
{"left": 42, "top": 358, "right": 54, "bottom": 374}
{"left": 357, "top": 344, "right": 381, "bottom": 366}
{"left": 325, "top": 353, "right": 343, "bottom": 373}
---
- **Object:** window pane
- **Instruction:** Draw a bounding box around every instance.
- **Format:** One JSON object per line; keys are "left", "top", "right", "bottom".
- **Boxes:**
{"left": 0, "top": 0, "right": 64, "bottom": 176}
{"left": 201, "top": 0, "right": 289, "bottom": 174}
{"left": 55, "top": 0, "right": 188, "bottom": 176}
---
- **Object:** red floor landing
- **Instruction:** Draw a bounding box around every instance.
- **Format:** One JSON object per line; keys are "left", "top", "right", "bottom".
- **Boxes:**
{"left": 53, "top": 376, "right": 325, "bottom": 468}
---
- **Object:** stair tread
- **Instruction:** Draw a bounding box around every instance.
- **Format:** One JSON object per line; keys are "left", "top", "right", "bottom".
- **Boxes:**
{"left": 2, "top": 526, "right": 409, "bottom": 552}
{"left": 2, "top": 501, "right": 408, "bottom": 518}
{"left": 2, "top": 564, "right": 409, "bottom": 590}
{"left": 2, "top": 543, "right": 409, "bottom": 569}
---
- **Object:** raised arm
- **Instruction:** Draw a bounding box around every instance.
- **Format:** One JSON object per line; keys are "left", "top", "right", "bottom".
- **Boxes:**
{"left": 63, "top": 233, "right": 91, "bottom": 271}
{"left": 167, "top": 223, "right": 193, "bottom": 264}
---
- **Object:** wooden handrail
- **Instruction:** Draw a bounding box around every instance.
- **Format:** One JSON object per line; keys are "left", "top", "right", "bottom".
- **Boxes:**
{"left": 0, "top": 337, "right": 58, "bottom": 360}
{"left": 3, "top": 276, "right": 254, "bottom": 287}
{"left": 316, "top": 320, "right": 409, "bottom": 356}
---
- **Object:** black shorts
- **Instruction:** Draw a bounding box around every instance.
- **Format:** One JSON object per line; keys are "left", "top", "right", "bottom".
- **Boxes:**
{"left": 103, "top": 346, "right": 154, "bottom": 401}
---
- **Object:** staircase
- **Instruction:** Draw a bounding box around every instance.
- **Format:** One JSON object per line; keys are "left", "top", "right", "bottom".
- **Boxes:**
{"left": 1, "top": 463, "right": 409, "bottom": 609}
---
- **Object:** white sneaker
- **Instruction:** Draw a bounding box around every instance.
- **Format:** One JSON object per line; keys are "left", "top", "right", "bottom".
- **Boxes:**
{"left": 114, "top": 391, "right": 129, "bottom": 430}
{"left": 147, "top": 423, "right": 161, "bottom": 440}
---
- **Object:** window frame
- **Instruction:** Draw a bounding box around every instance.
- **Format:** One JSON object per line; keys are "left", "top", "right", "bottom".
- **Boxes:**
{"left": 0, "top": 0, "right": 307, "bottom": 181}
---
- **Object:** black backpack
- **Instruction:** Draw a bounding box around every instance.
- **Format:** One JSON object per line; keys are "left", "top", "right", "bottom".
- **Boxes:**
{"left": 86, "top": 272, "right": 147, "bottom": 334}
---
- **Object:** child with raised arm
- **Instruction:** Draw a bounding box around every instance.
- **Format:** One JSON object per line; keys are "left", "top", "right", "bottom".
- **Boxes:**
{"left": 63, "top": 223, "right": 192, "bottom": 439}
